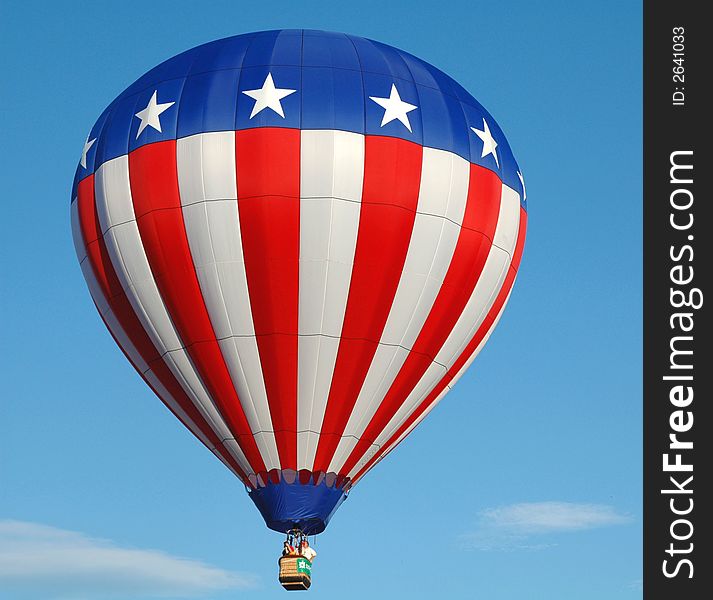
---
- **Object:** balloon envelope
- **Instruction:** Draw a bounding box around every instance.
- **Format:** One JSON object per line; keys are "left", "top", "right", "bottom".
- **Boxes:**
{"left": 71, "top": 30, "right": 527, "bottom": 534}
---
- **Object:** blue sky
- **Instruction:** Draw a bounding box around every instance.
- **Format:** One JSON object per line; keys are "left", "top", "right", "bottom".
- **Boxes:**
{"left": 0, "top": 1, "right": 642, "bottom": 598}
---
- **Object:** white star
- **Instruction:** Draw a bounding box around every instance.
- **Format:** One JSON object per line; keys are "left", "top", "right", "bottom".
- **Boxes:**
{"left": 242, "top": 73, "right": 296, "bottom": 119}
{"left": 471, "top": 118, "right": 499, "bottom": 167}
{"left": 517, "top": 170, "right": 527, "bottom": 201}
{"left": 80, "top": 136, "right": 96, "bottom": 169}
{"left": 134, "top": 91, "right": 175, "bottom": 139}
{"left": 369, "top": 84, "right": 418, "bottom": 132}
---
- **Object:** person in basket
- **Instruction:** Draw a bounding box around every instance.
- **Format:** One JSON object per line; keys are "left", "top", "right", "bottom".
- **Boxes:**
{"left": 300, "top": 539, "right": 317, "bottom": 562}
{"left": 282, "top": 541, "right": 296, "bottom": 556}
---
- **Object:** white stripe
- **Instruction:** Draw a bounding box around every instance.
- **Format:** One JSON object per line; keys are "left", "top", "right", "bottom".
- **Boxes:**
{"left": 352, "top": 289, "right": 513, "bottom": 484}
{"left": 141, "top": 371, "right": 218, "bottom": 454}
{"left": 92, "top": 155, "right": 253, "bottom": 475}
{"left": 432, "top": 248, "right": 510, "bottom": 364}
{"left": 176, "top": 130, "right": 237, "bottom": 203}
{"left": 297, "top": 130, "right": 364, "bottom": 471}
{"left": 177, "top": 132, "right": 280, "bottom": 470}
{"left": 437, "top": 186, "right": 521, "bottom": 365}
{"left": 346, "top": 184, "right": 522, "bottom": 478}
{"left": 84, "top": 265, "right": 225, "bottom": 465}
{"left": 328, "top": 147, "right": 469, "bottom": 473}
{"left": 71, "top": 202, "right": 240, "bottom": 477}
{"left": 70, "top": 200, "right": 87, "bottom": 263}
{"left": 492, "top": 186, "right": 521, "bottom": 254}
{"left": 72, "top": 198, "right": 112, "bottom": 323}
{"left": 447, "top": 289, "right": 513, "bottom": 386}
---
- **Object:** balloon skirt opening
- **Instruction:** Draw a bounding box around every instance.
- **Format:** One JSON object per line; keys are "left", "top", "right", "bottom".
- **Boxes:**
{"left": 248, "top": 478, "right": 348, "bottom": 534}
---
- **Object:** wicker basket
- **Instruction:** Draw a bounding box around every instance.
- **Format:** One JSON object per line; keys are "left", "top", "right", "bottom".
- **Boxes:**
{"left": 278, "top": 555, "right": 312, "bottom": 590}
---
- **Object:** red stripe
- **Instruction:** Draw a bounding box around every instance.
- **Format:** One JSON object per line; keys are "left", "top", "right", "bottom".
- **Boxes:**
{"left": 351, "top": 206, "right": 528, "bottom": 483}
{"left": 127, "top": 141, "right": 266, "bottom": 474}
{"left": 312, "top": 136, "right": 423, "bottom": 472}
{"left": 75, "top": 180, "right": 250, "bottom": 482}
{"left": 339, "top": 164, "right": 502, "bottom": 476}
{"left": 96, "top": 307, "right": 247, "bottom": 482}
{"left": 235, "top": 128, "right": 300, "bottom": 470}
{"left": 510, "top": 208, "right": 528, "bottom": 272}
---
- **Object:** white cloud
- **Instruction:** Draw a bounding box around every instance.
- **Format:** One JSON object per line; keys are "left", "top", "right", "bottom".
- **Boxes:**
{"left": 482, "top": 501, "right": 631, "bottom": 533}
{"left": 0, "top": 520, "right": 257, "bottom": 599}
{"left": 460, "top": 501, "right": 631, "bottom": 551}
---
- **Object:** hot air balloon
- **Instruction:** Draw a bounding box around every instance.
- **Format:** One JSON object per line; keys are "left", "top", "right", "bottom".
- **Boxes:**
{"left": 71, "top": 29, "right": 527, "bottom": 588}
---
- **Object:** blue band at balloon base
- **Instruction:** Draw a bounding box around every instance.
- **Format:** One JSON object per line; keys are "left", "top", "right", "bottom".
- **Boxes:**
{"left": 248, "top": 478, "right": 348, "bottom": 535}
